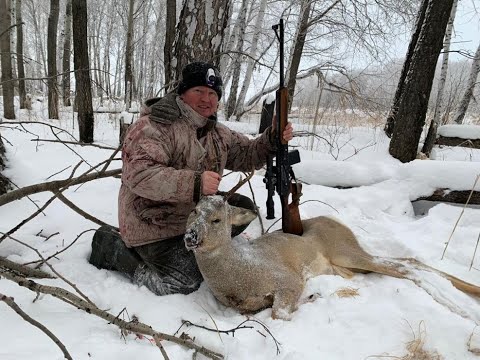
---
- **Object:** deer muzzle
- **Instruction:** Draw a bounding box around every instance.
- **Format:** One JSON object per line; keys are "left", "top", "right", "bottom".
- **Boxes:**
{"left": 184, "top": 228, "right": 201, "bottom": 250}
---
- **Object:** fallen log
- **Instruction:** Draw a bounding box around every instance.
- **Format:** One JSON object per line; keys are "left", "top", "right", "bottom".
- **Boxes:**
{"left": 415, "top": 188, "right": 480, "bottom": 205}
{"left": 435, "top": 136, "right": 480, "bottom": 148}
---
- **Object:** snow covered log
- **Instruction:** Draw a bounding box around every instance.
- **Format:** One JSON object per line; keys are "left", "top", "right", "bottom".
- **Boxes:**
{"left": 415, "top": 189, "right": 480, "bottom": 205}
{"left": 435, "top": 124, "right": 480, "bottom": 148}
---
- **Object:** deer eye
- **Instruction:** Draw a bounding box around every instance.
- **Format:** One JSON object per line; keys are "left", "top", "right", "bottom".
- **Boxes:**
{"left": 212, "top": 219, "right": 221, "bottom": 224}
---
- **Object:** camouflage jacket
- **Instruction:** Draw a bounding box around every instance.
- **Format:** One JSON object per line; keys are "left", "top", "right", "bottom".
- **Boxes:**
{"left": 119, "top": 94, "right": 275, "bottom": 247}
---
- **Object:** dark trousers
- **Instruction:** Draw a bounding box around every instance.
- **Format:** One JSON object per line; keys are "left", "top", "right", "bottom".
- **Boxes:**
{"left": 89, "top": 194, "right": 255, "bottom": 296}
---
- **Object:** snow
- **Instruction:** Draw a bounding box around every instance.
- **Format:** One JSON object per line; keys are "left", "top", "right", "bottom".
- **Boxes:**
{"left": 439, "top": 124, "right": 480, "bottom": 140}
{"left": 1, "top": 104, "right": 480, "bottom": 359}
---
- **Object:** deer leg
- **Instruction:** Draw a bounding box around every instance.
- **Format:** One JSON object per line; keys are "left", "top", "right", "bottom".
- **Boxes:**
{"left": 271, "top": 284, "right": 303, "bottom": 320}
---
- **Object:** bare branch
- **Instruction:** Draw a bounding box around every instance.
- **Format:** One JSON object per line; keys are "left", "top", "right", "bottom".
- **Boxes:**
{"left": 0, "top": 256, "right": 54, "bottom": 279}
{"left": 1, "top": 271, "right": 224, "bottom": 360}
{"left": 0, "top": 168, "right": 121, "bottom": 207}
{"left": 0, "top": 293, "right": 73, "bottom": 360}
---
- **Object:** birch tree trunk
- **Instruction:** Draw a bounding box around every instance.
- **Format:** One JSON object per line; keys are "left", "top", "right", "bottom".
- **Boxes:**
{"left": 72, "top": 0, "right": 94, "bottom": 143}
{"left": 452, "top": 41, "right": 480, "bottom": 124}
{"left": 422, "top": 0, "right": 458, "bottom": 156}
{"left": 164, "top": 0, "right": 176, "bottom": 88}
{"left": 9, "top": 0, "right": 16, "bottom": 80}
{"left": 225, "top": 0, "right": 248, "bottom": 121}
{"left": 16, "top": 0, "right": 27, "bottom": 109}
{"left": 234, "top": 0, "right": 267, "bottom": 120}
{"left": 124, "top": 0, "right": 134, "bottom": 110}
{"left": 62, "top": 0, "right": 72, "bottom": 106}
{"left": 389, "top": 0, "right": 454, "bottom": 163}
{"left": 47, "top": 0, "right": 60, "bottom": 119}
{"left": 171, "top": 0, "right": 231, "bottom": 88}
{"left": 0, "top": 0, "right": 15, "bottom": 119}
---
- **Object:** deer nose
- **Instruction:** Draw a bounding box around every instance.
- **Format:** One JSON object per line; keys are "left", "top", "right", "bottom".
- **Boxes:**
{"left": 184, "top": 229, "right": 201, "bottom": 250}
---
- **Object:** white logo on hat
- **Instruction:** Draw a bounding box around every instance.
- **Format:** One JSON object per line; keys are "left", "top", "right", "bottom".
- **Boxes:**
{"left": 206, "top": 68, "right": 216, "bottom": 87}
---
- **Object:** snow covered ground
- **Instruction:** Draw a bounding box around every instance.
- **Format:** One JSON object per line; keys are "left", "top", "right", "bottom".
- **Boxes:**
{"left": 1, "top": 103, "right": 480, "bottom": 359}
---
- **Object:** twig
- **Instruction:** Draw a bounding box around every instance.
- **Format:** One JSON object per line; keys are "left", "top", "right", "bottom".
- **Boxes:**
{"left": 31, "top": 138, "right": 117, "bottom": 150}
{"left": 24, "top": 229, "right": 96, "bottom": 268}
{"left": 54, "top": 191, "right": 109, "bottom": 227}
{"left": 5, "top": 233, "right": 94, "bottom": 305}
{"left": 153, "top": 334, "right": 171, "bottom": 360}
{"left": 0, "top": 293, "right": 73, "bottom": 360}
{"left": 1, "top": 271, "right": 224, "bottom": 360}
{"left": 176, "top": 318, "right": 281, "bottom": 355}
{"left": 442, "top": 174, "right": 480, "bottom": 260}
{"left": 0, "top": 194, "right": 58, "bottom": 243}
{"left": 470, "top": 232, "right": 480, "bottom": 271}
{"left": 243, "top": 172, "right": 265, "bottom": 235}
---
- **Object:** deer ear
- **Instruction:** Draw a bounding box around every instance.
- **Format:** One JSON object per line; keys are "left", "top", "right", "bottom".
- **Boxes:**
{"left": 230, "top": 206, "right": 257, "bottom": 226}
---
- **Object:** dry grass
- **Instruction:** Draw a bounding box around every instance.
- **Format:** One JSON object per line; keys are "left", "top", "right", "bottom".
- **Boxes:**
{"left": 367, "top": 321, "right": 443, "bottom": 360}
{"left": 331, "top": 287, "right": 360, "bottom": 298}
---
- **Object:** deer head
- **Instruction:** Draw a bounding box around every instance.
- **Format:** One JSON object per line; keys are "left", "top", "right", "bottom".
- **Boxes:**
{"left": 184, "top": 172, "right": 256, "bottom": 254}
{"left": 184, "top": 196, "right": 257, "bottom": 253}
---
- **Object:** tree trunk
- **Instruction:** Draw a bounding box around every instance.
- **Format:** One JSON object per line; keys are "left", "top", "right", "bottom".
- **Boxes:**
{"left": 0, "top": 0, "right": 15, "bottom": 119}
{"left": 171, "top": 0, "right": 231, "bottom": 89}
{"left": 164, "top": 0, "right": 176, "bottom": 89}
{"left": 225, "top": 0, "right": 248, "bottom": 121}
{"left": 388, "top": 0, "right": 454, "bottom": 163}
{"left": 422, "top": 0, "right": 458, "bottom": 157}
{"left": 0, "top": 134, "right": 10, "bottom": 195}
{"left": 47, "top": 0, "right": 60, "bottom": 119}
{"left": 62, "top": 0, "right": 72, "bottom": 106}
{"left": 9, "top": 0, "right": 16, "bottom": 81}
{"left": 72, "top": 0, "right": 94, "bottom": 143}
{"left": 16, "top": 0, "right": 26, "bottom": 109}
{"left": 384, "top": 0, "right": 429, "bottom": 138}
{"left": 234, "top": 0, "right": 267, "bottom": 120}
{"left": 124, "top": 0, "right": 134, "bottom": 110}
{"left": 286, "top": 0, "right": 312, "bottom": 112}
{"left": 452, "top": 41, "right": 480, "bottom": 125}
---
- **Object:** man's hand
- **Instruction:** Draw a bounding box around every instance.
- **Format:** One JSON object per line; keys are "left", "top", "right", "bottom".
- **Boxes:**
{"left": 271, "top": 115, "right": 294, "bottom": 142}
{"left": 201, "top": 171, "right": 221, "bottom": 195}
{"left": 282, "top": 122, "right": 293, "bottom": 142}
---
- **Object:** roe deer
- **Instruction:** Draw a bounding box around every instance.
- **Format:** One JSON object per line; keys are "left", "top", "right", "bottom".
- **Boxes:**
{"left": 184, "top": 195, "right": 480, "bottom": 320}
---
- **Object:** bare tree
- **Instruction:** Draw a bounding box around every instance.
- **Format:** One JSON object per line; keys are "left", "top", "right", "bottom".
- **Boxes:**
{"left": 0, "top": 0, "right": 15, "bottom": 119}
{"left": 16, "top": 0, "right": 27, "bottom": 109}
{"left": 0, "top": 134, "right": 9, "bottom": 195}
{"left": 62, "top": 0, "right": 72, "bottom": 106}
{"left": 422, "top": 0, "right": 458, "bottom": 156}
{"left": 388, "top": 0, "right": 455, "bottom": 163}
{"left": 164, "top": 0, "right": 176, "bottom": 88}
{"left": 225, "top": 0, "right": 248, "bottom": 121}
{"left": 171, "top": 0, "right": 231, "bottom": 88}
{"left": 124, "top": 0, "right": 134, "bottom": 110}
{"left": 452, "top": 41, "right": 480, "bottom": 124}
{"left": 384, "top": 0, "right": 428, "bottom": 138}
{"left": 234, "top": 0, "right": 268, "bottom": 120}
{"left": 72, "top": 0, "right": 93, "bottom": 143}
{"left": 285, "top": 0, "right": 313, "bottom": 112}
{"left": 47, "top": 0, "right": 59, "bottom": 119}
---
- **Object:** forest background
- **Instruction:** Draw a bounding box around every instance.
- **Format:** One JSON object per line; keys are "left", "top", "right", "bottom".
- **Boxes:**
{"left": 1, "top": 0, "right": 480, "bottom": 359}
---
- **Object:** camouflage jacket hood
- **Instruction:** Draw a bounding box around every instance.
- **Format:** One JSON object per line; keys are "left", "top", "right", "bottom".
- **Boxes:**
{"left": 118, "top": 94, "right": 275, "bottom": 247}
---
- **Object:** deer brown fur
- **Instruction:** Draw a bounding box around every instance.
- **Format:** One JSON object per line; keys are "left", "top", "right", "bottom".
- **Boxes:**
{"left": 184, "top": 195, "right": 480, "bottom": 320}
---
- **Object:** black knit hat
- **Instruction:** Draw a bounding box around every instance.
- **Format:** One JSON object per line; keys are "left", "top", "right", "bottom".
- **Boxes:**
{"left": 177, "top": 61, "right": 223, "bottom": 99}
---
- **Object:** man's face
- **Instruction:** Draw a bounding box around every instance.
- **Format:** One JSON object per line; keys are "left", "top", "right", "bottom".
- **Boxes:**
{"left": 180, "top": 86, "right": 219, "bottom": 118}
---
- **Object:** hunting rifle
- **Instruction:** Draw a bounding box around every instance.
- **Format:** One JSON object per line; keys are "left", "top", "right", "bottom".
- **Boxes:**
{"left": 264, "top": 19, "right": 303, "bottom": 235}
